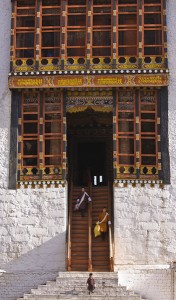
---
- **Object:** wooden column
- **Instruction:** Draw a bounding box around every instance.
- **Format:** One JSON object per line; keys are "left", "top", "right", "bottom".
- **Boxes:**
{"left": 36, "top": 0, "right": 41, "bottom": 71}
{"left": 163, "top": 0, "right": 168, "bottom": 68}
{"left": 62, "top": 90, "right": 67, "bottom": 181}
{"left": 87, "top": 0, "right": 91, "bottom": 69}
{"left": 17, "top": 92, "right": 22, "bottom": 185}
{"left": 157, "top": 89, "right": 162, "bottom": 181}
{"left": 112, "top": 0, "right": 117, "bottom": 69}
{"left": 113, "top": 88, "right": 117, "bottom": 181}
{"left": 9, "top": 90, "right": 20, "bottom": 189}
{"left": 159, "top": 87, "right": 170, "bottom": 184}
{"left": 138, "top": 0, "right": 142, "bottom": 69}
{"left": 10, "top": 0, "right": 15, "bottom": 72}
{"left": 135, "top": 90, "right": 140, "bottom": 178}
{"left": 61, "top": 0, "right": 66, "bottom": 70}
{"left": 39, "top": 91, "right": 43, "bottom": 180}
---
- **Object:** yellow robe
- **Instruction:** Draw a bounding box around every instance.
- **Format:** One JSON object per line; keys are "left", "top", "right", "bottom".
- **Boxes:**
{"left": 98, "top": 212, "right": 110, "bottom": 233}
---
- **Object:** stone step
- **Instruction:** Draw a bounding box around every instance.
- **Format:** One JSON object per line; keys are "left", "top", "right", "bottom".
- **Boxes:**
{"left": 30, "top": 289, "right": 135, "bottom": 297}
{"left": 16, "top": 272, "right": 148, "bottom": 300}
{"left": 18, "top": 296, "right": 148, "bottom": 300}
{"left": 35, "top": 282, "right": 121, "bottom": 289}
{"left": 57, "top": 271, "right": 118, "bottom": 278}
{"left": 19, "top": 296, "right": 147, "bottom": 300}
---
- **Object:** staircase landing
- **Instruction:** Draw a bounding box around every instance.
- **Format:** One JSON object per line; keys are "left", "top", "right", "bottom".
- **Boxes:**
{"left": 17, "top": 272, "right": 148, "bottom": 300}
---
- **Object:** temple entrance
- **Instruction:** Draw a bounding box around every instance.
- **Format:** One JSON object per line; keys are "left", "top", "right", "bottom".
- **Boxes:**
{"left": 67, "top": 106, "right": 114, "bottom": 272}
{"left": 67, "top": 108, "right": 113, "bottom": 186}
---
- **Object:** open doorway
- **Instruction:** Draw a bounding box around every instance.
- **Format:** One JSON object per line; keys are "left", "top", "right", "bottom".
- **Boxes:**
{"left": 77, "top": 141, "right": 106, "bottom": 186}
{"left": 67, "top": 109, "right": 113, "bottom": 186}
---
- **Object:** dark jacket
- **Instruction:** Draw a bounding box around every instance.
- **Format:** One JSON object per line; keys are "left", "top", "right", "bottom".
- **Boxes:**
{"left": 77, "top": 192, "right": 91, "bottom": 210}
{"left": 87, "top": 277, "right": 95, "bottom": 291}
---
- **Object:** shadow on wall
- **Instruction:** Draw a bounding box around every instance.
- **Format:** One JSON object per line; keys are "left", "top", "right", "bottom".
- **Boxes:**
{"left": 0, "top": 233, "right": 66, "bottom": 300}
{"left": 5, "top": 232, "right": 66, "bottom": 272}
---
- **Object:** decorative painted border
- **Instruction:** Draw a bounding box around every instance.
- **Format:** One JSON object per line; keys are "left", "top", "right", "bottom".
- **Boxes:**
{"left": 114, "top": 179, "right": 164, "bottom": 188}
{"left": 9, "top": 74, "right": 169, "bottom": 89}
{"left": 17, "top": 180, "right": 66, "bottom": 189}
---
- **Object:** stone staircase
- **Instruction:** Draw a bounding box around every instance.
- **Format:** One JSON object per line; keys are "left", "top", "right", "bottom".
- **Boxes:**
{"left": 17, "top": 272, "right": 148, "bottom": 300}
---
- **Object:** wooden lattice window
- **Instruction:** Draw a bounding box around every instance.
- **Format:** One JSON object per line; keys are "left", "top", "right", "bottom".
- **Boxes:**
{"left": 116, "top": 90, "right": 136, "bottom": 175}
{"left": 91, "top": 0, "right": 112, "bottom": 58}
{"left": 12, "top": 0, "right": 166, "bottom": 69}
{"left": 43, "top": 91, "right": 63, "bottom": 169}
{"left": 142, "top": 0, "right": 163, "bottom": 57}
{"left": 22, "top": 91, "right": 39, "bottom": 168}
{"left": 115, "top": 89, "right": 159, "bottom": 179}
{"left": 20, "top": 90, "right": 63, "bottom": 181}
{"left": 40, "top": 0, "right": 61, "bottom": 59}
{"left": 66, "top": 0, "right": 87, "bottom": 59}
{"left": 14, "top": 0, "right": 36, "bottom": 59}
{"left": 140, "top": 90, "right": 158, "bottom": 175}
{"left": 117, "top": 0, "right": 138, "bottom": 56}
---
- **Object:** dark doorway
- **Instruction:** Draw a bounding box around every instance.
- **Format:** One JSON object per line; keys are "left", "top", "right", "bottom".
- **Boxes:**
{"left": 77, "top": 141, "right": 106, "bottom": 186}
{"left": 67, "top": 109, "right": 113, "bottom": 186}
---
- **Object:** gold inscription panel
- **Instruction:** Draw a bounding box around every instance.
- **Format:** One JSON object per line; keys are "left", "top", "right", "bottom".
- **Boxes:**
{"left": 9, "top": 74, "right": 169, "bottom": 89}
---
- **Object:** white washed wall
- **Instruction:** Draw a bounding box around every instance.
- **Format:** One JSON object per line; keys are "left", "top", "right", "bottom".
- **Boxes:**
{"left": 0, "top": 0, "right": 176, "bottom": 300}
{"left": 118, "top": 267, "right": 172, "bottom": 300}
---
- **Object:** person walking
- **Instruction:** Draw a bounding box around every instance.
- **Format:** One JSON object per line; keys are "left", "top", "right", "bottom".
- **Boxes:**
{"left": 87, "top": 273, "right": 95, "bottom": 295}
{"left": 74, "top": 187, "right": 91, "bottom": 217}
{"left": 97, "top": 207, "right": 111, "bottom": 240}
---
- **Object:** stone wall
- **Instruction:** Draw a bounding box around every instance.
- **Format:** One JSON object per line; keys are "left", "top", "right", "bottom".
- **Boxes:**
{"left": 114, "top": 185, "right": 175, "bottom": 266}
{"left": 0, "top": 0, "right": 176, "bottom": 300}
{"left": 113, "top": 184, "right": 175, "bottom": 300}
{"left": 0, "top": 185, "right": 67, "bottom": 300}
{"left": 118, "top": 267, "right": 172, "bottom": 300}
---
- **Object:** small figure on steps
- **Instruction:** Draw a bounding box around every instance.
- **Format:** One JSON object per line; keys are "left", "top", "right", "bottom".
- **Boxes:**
{"left": 87, "top": 273, "right": 95, "bottom": 295}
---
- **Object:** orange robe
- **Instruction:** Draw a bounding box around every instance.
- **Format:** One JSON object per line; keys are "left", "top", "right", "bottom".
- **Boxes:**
{"left": 98, "top": 212, "right": 110, "bottom": 233}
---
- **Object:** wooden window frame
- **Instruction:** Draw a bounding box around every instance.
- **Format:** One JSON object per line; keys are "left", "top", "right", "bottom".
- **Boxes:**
{"left": 21, "top": 91, "right": 40, "bottom": 168}
{"left": 40, "top": 0, "right": 61, "bottom": 59}
{"left": 65, "top": 0, "right": 88, "bottom": 59}
{"left": 116, "top": 90, "right": 136, "bottom": 176}
{"left": 91, "top": 0, "right": 113, "bottom": 58}
{"left": 139, "top": 89, "right": 158, "bottom": 176}
{"left": 115, "top": 88, "right": 159, "bottom": 179}
{"left": 19, "top": 90, "right": 64, "bottom": 182}
{"left": 43, "top": 91, "right": 63, "bottom": 168}
{"left": 14, "top": 0, "right": 36, "bottom": 59}
{"left": 116, "top": 0, "right": 138, "bottom": 57}
{"left": 142, "top": 0, "right": 164, "bottom": 57}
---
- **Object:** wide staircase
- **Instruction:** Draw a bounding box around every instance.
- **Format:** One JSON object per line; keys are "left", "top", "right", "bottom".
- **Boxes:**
{"left": 16, "top": 187, "right": 148, "bottom": 300}
{"left": 17, "top": 272, "right": 148, "bottom": 300}
{"left": 68, "top": 185, "right": 113, "bottom": 272}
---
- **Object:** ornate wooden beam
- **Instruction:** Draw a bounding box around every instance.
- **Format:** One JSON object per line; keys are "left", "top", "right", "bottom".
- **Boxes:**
{"left": 9, "top": 73, "right": 169, "bottom": 89}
